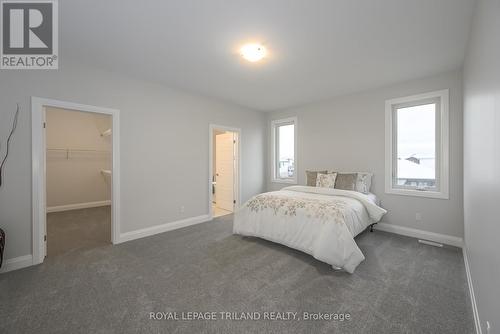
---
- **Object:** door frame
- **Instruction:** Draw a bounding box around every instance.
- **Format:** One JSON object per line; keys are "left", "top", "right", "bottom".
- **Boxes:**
{"left": 208, "top": 124, "right": 241, "bottom": 219}
{"left": 31, "top": 97, "right": 121, "bottom": 265}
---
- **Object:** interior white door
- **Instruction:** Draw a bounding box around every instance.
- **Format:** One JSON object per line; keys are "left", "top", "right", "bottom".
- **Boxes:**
{"left": 215, "top": 132, "right": 235, "bottom": 212}
{"left": 43, "top": 106, "right": 47, "bottom": 258}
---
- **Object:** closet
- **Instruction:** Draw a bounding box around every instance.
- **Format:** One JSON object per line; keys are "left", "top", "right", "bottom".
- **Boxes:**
{"left": 45, "top": 107, "right": 112, "bottom": 256}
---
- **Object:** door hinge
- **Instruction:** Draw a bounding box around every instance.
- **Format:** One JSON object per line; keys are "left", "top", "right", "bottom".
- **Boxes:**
{"left": 233, "top": 200, "right": 236, "bottom": 204}
{"left": 44, "top": 235, "right": 47, "bottom": 241}
{"left": 233, "top": 140, "right": 236, "bottom": 144}
{"left": 43, "top": 122, "right": 46, "bottom": 128}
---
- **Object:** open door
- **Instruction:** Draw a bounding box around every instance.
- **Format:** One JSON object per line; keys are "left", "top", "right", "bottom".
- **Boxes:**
{"left": 42, "top": 107, "right": 47, "bottom": 258}
{"left": 215, "top": 132, "right": 235, "bottom": 212}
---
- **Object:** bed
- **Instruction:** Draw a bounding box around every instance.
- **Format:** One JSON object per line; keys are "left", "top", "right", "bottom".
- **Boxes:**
{"left": 233, "top": 186, "right": 387, "bottom": 273}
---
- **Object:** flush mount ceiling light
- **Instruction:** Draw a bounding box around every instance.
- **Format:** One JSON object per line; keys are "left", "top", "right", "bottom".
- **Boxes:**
{"left": 240, "top": 43, "right": 267, "bottom": 62}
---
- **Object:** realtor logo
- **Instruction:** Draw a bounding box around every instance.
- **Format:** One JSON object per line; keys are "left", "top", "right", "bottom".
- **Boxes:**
{"left": 1, "top": 0, "right": 58, "bottom": 69}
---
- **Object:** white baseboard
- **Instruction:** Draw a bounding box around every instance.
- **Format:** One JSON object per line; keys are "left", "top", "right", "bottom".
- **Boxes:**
{"left": 463, "top": 247, "right": 482, "bottom": 334}
{"left": 0, "top": 254, "right": 33, "bottom": 273}
{"left": 374, "top": 222, "right": 463, "bottom": 248}
{"left": 47, "top": 200, "right": 111, "bottom": 213}
{"left": 118, "top": 214, "right": 211, "bottom": 243}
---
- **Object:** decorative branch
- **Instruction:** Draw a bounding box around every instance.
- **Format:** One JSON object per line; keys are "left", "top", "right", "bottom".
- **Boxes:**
{"left": 0, "top": 104, "right": 20, "bottom": 188}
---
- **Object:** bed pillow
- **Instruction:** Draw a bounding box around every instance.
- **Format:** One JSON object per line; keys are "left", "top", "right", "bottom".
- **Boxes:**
{"left": 306, "top": 170, "right": 328, "bottom": 187}
{"left": 335, "top": 173, "right": 357, "bottom": 191}
{"left": 355, "top": 172, "right": 373, "bottom": 194}
{"left": 316, "top": 173, "right": 337, "bottom": 188}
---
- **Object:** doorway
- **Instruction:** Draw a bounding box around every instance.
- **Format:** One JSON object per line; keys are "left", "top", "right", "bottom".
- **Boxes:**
{"left": 209, "top": 125, "right": 241, "bottom": 218}
{"left": 32, "top": 97, "right": 120, "bottom": 265}
{"left": 45, "top": 107, "right": 112, "bottom": 256}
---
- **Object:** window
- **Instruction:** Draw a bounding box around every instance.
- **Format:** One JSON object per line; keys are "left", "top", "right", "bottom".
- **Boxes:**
{"left": 271, "top": 117, "right": 297, "bottom": 183}
{"left": 385, "top": 90, "right": 449, "bottom": 199}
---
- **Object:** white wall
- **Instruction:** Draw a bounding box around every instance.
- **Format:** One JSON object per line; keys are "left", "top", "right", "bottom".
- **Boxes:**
{"left": 267, "top": 70, "right": 464, "bottom": 238}
{"left": 46, "top": 107, "right": 111, "bottom": 208}
{"left": 463, "top": 0, "right": 500, "bottom": 332}
{"left": 0, "top": 60, "right": 266, "bottom": 260}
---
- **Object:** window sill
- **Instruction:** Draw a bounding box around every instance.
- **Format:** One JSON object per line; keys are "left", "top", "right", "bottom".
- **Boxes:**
{"left": 271, "top": 179, "right": 297, "bottom": 185}
{"left": 385, "top": 187, "right": 448, "bottom": 199}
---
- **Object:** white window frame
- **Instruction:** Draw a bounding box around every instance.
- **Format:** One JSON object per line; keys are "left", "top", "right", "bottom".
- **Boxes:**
{"left": 271, "top": 117, "right": 298, "bottom": 184}
{"left": 385, "top": 89, "right": 449, "bottom": 199}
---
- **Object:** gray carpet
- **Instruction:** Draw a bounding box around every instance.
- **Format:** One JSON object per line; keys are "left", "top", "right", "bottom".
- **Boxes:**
{"left": 47, "top": 206, "right": 111, "bottom": 257}
{"left": 0, "top": 214, "right": 474, "bottom": 334}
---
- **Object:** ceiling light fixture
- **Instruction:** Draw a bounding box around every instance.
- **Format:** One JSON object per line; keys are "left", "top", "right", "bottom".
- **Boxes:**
{"left": 240, "top": 43, "right": 267, "bottom": 62}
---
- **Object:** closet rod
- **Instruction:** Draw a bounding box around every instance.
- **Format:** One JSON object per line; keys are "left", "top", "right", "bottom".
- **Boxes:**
{"left": 46, "top": 148, "right": 110, "bottom": 153}
{"left": 47, "top": 148, "right": 111, "bottom": 159}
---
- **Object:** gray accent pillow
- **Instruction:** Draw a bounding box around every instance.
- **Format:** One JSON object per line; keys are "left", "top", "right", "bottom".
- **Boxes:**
{"left": 305, "top": 170, "right": 328, "bottom": 187}
{"left": 335, "top": 173, "right": 358, "bottom": 191}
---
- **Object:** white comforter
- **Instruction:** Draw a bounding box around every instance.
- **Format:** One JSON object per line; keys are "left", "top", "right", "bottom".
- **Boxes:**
{"left": 233, "top": 186, "right": 387, "bottom": 273}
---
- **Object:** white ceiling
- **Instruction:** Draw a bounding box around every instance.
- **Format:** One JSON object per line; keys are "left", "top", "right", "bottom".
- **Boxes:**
{"left": 61, "top": 0, "right": 476, "bottom": 111}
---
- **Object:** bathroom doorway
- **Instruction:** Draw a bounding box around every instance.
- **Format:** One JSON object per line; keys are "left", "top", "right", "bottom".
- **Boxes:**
{"left": 209, "top": 125, "right": 241, "bottom": 218}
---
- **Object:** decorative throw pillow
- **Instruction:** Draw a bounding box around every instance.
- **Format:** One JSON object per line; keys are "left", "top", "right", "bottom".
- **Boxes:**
{"left": 335, "top": 173, "right": 357, "bottom": 191}
{"left": 316, "top": 173, "right": 337, "bottom": 188}
{"left": 355, "top": 172, "right": 373, "bottom": 193}
{"left": 306, "top": 170, "right": 328, "bottom": 187}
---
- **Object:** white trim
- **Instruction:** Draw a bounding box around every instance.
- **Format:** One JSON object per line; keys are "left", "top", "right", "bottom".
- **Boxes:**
{"left": 0, "top": 255, "right": 33, "bottom": 273}
{"left": 46, "top": 200, "right": 111, "bottom": 213}
{"left": 384, "top": 188, "right": 450, "bottom": 199}
{"left": 118, "top": 214, "right": 211, "bottom": 243}
{"left": 31, "top": 98, "right": 46, "bottom": 265}
{"left": 271, "top": 116, "right": 298, "bottom": 184}
{"left": 31, "top": 97, "right": 121, "bottom": 266}
{"left": 208, "top": 124, "right": 242, "bottom": 221}
{"left": 375, "top": 222, "right": 463, "bottom": 248}
{"left": 385, "top": 89, "right": 449, "bottom": 199}
{"left": 417, "top": 239, "right": 443, "bottom": 247}
{"left": 463, "top": 247, "right": 482, "bottom": 334}
{"left": 271, "top": 178, "right": 297, "bottom": 185}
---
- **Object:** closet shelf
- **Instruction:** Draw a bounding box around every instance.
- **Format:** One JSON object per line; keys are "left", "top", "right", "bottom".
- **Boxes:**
{"left": 46, "top": 148, "right": 111, "bottom": 159}
{"left": 47, "top": 148, "right": 110, "bottom": 153}
{"left": 101, "top": 129, "right": 112, "bottom": 137}
{"left": 101, "top": 169, "right": 112, "bottom": 176}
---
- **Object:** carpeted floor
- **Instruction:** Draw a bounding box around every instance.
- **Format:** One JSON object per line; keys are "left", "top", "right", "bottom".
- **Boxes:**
{"left": 0, "top": 214, "right": 474, "bottom": 334}
{"left": 47, "top": 206, "right": 111, "bottom": 257}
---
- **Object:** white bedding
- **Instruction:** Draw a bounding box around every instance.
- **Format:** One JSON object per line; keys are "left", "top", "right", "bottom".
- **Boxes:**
{"left": 233, "top": 186, "right": 387, "bottom": 273}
